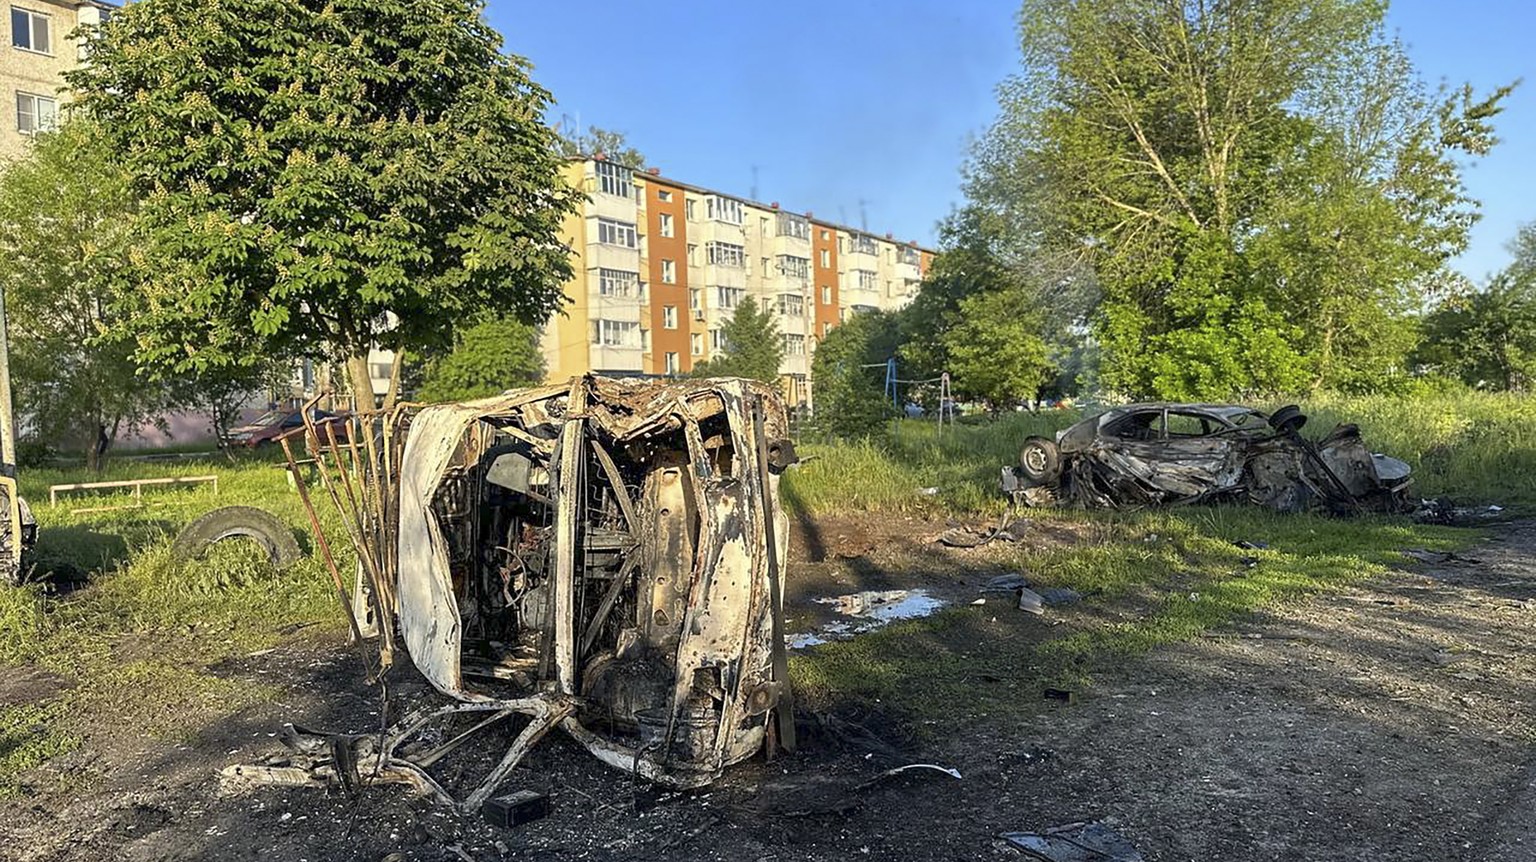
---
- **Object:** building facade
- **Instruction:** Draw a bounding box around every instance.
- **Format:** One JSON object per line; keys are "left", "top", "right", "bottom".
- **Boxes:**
{"left": 540, "top": 157, "right": 933, "bottom": 409}
{"left": 0, "top": 0, "right": 113, "bottom": 161}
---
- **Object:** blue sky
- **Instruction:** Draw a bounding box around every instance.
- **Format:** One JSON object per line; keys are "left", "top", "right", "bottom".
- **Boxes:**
{"left": 486, "top": 0, "right": 1533, "bottom": 283}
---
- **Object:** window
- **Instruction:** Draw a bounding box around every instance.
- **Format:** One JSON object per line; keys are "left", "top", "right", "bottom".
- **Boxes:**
{"left": 850, "top": 234, "right": 877, "bottom": 255}
{"left": 710, "top": 329, "right": 727, "bottom": 351}
{"left": 687, "top": 243, "right": 698, "bottom": 266}
{"left": 658, "top": 189, "right": 673, "bottom": 202}
{"left": 598, "top": 268, "right": 640, "bottom": 298}
{"left": 761, "top": 257, "right": 770, "bottom": 277}
{"left": 899, "top": 247, "right": 920, "bottom": 266}
{"left": 15, "top": 92, "right": 55, "bottom": 134}
{"left": 820, "top": 229, "right": 830, "bottom": 241}
{"left": 663, "top": 305, "right": 678, "bottom": 329}
{"left": 591, "top": 319, "right": 639, "bottom": 347}
{"left": 776, "top": 255, "right": 810, "bottom": 280}
{"left": 11, "top": 7, "right": 50, "bottom": 53}
{"left": 661, "top": 259, "right": 676, "bottom": 284}
{"left": 706, "top": 241, "right": 745, "bottom": 268}
{"left": 821, "top": 285, "right": 832, "bottom": 305}
{"left": 856, "top": 269, "right": 877, "bottom": 290}
{"left": 776, "top": 294, "right": 805, "bottom": 317}
{"left": 760, "top": 216, "right": 770, "bottom": 237}
{"left": 595, "top": 161, "right": 633, "bottom": 198}
{"left": 784, "top": 334, "right": 806, "bottom": 355}
{"left": 715, "top": 286, "right": 745, "bottom": 310}
{"left": 689, "top": 287, "right": 702, "bottom": 310}
{"left": 819, "top": 249, "right": 830, "bottom": 268}
{"left": 691, "top": 333, "right": 704, "bottom": 356}
{"left": 706, "top": 195, "right": 743, "bottom": 224}
{"left": 776, "top": 213, "right": 810, "bottom": 240}
{"left": 658, "top": 213, "right": 674, "bottom": 238}
{"left": 597, "top": 218, "right": 637, "bottom": 248}
{"left": 665, "top": 352, "right": 680, "bottom": 374}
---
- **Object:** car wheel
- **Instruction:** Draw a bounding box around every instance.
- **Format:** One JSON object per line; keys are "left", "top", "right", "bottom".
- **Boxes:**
{"left": 1018, "top": 436, "right": 1061, "bottom": 484}
{"left": 1268, "top": 404, "right": 1307, "bottom": 435}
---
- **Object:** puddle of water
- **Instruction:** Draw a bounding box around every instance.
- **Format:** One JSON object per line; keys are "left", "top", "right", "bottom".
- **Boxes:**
{"left": 786, "top": 589, "right": 948, "bottom": 649}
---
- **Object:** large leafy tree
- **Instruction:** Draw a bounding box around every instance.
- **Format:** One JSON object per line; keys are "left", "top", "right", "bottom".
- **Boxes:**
{"left": 809, "top": 310, "right": 902, "bottom": 439}
{"left": 691, "top": 298, "right": 783, "bottom": 383}
{"left": 67, "top": 0, "right": 578, "bottom": 408}
{"left": 1417, "top": 224, "right": 1536, "bottom": 391}
{"left": 941, "top": 288, "right": 1054, "bottom": 410}
{"left": 0, "top": 123, "right": 169, "bottom": 470}
{"left": 971, "top": 0, "right": 1511, "bottom": 399}
{"left": 414, "top": 316, "right": 544, "bottom": 402}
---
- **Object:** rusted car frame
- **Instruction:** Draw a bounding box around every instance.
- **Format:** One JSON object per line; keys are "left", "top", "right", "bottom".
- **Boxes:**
{"left": 230, "top": 376, "right": 797, "bottom": 811}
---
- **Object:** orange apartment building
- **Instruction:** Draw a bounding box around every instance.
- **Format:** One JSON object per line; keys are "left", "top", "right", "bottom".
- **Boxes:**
{"left": 539, "top": 157, "right": 934, "bottom": 410}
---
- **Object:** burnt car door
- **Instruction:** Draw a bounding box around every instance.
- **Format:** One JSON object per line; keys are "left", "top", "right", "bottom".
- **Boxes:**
{"left": 1085, "top": 408, "right": 1247, "bottom": 503}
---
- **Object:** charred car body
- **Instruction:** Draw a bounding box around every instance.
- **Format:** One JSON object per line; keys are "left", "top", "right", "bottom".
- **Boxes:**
{"left": 227, "top": 376, "right": 797, "bottom": 810}
{"left": 1004, "top": 403, "right": 1412, "bottom": 513}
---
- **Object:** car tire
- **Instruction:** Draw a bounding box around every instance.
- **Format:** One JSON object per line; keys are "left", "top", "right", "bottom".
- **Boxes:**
{"left": 172, "top": 506, "right": 303, "bottom": 569}
{"left": 1018, "top": 437, "right": 1061, "bottom": 484}
{"left": 1268, "top": 404, "right": 1307, "bottom": 435}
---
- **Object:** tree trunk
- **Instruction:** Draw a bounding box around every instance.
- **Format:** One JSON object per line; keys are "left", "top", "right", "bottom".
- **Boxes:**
{"left": 382, "top": 351, "right": 404, "bottom": 412}
{"left": 346, "top": 352, "right": 377, "bottom": 413}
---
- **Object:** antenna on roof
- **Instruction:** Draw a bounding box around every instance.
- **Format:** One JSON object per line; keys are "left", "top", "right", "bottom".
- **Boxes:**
{"left": 858, "top": 198, "right": 869, "bottom": 231}
{"left": 750, "top": 165, "right": 759, "bottom": 201}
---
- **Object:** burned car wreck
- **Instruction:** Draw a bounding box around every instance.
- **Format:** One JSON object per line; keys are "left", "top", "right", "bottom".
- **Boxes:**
{"left": 226, "top": 376, "right": 797, "bottom": 811}
{"left": 1003, "top": 403, "right": 1412, "bottom": 513}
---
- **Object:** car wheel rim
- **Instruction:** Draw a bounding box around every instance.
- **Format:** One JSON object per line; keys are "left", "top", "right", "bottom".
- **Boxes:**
{"left": 1025, "top": 448, "right": 1047, "bottom": 473}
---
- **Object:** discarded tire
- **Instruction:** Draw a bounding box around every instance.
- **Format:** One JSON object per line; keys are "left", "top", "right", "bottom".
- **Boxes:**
{"left": 171, "top": 506, "right": 302, "bottom": 569}
{"left": 1018, "top": 436, "right": 1061, "bottom": 484}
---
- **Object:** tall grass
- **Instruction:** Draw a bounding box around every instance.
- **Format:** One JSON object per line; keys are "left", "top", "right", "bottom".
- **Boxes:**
{"left": 786, "top": 391, "right": 1536, "bottom": 516}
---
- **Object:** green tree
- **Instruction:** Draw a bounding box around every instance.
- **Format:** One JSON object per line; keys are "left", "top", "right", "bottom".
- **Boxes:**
{"left": 0, "top": 123, "right": 168, "bottom": 470}
{"left": 1417, "top": 224, "right": 1536, "bottom": 391}
{"left": 414, "top": 317, "right": 544, "bottom": 402}
{"left": 691, "top": 298, "right": 783, "bottom": 383}
{"left": 809, "top": 310, "right": 902, "bottom": 439}
{"left": 68, "top": 0, "right": 579, "bottom": 408}
{"left": 941, "top": 287, "right": 1054, "bottom": 410}
{"left": 971, "top": 0, "right": 1511, "bottom": 399}
{"left": 555, "top": 124, "right": 646, "bottom": 169}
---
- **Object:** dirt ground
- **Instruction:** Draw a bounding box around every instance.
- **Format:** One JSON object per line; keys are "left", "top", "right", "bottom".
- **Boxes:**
{"left": 3, "top": 518, "right": 1534, "bottom": 862}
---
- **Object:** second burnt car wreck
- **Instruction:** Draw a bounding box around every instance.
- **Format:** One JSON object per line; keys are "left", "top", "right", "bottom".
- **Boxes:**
{"left": 225, "top": 376, "right": 798, "bottom": 811}
{"left": 1003, "top": 403, "right": 1413, "bottom": 513}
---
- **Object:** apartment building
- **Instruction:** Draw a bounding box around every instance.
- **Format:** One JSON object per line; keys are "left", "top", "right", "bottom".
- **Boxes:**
{"left": 540, "top": 157, "right": 933, "bottom": 409}
{"left": 0, "top": 0, "right": 113, "bottom": 161}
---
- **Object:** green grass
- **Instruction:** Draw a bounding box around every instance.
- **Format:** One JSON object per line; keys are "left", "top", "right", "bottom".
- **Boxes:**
{"left": 0, "top": 455, "right": 342, "bottom": 798}
{"left": 1, "top": 390, "right": 1527, "bottom": 789}
{"left": 784, "top": 390, "right": 1536, "bottom": 516}
{"left": 786, "top": 390, "right": 1526, "bottom": 730}
{"left": 790, "top": 506, "right": 1471, "bottom": 731}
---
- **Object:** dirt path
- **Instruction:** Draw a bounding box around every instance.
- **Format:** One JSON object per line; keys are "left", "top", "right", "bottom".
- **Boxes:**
{"left": 3, "top": 522, "right": 1534, "bottom": 861}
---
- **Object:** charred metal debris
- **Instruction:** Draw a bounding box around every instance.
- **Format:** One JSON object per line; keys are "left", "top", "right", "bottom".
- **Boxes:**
{"left": 224, "top": 375, "right": 799, "bottom": 812}
{"left": 1004, "top": 403, "right": 1413, "bottom": 514}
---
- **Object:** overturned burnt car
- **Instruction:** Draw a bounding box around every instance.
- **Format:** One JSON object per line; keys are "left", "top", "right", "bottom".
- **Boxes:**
{"left": 1003, "top": 403, "right": 1412, "bottom": 513}
{"left": 225, "top": 376, "right": 797, "bottom": 811}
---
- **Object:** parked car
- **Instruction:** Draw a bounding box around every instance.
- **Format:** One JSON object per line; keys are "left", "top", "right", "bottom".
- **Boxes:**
{"left": 220, "top": 407, "right": 350, "bottom": 449}
{"left": 1005, "top": 402, "right": 1413, "bottom": 513}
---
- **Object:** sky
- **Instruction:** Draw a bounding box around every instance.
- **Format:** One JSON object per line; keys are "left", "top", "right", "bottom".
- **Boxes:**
{"left": 486, "top": 0, "right": 1534, "bottom": 284}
